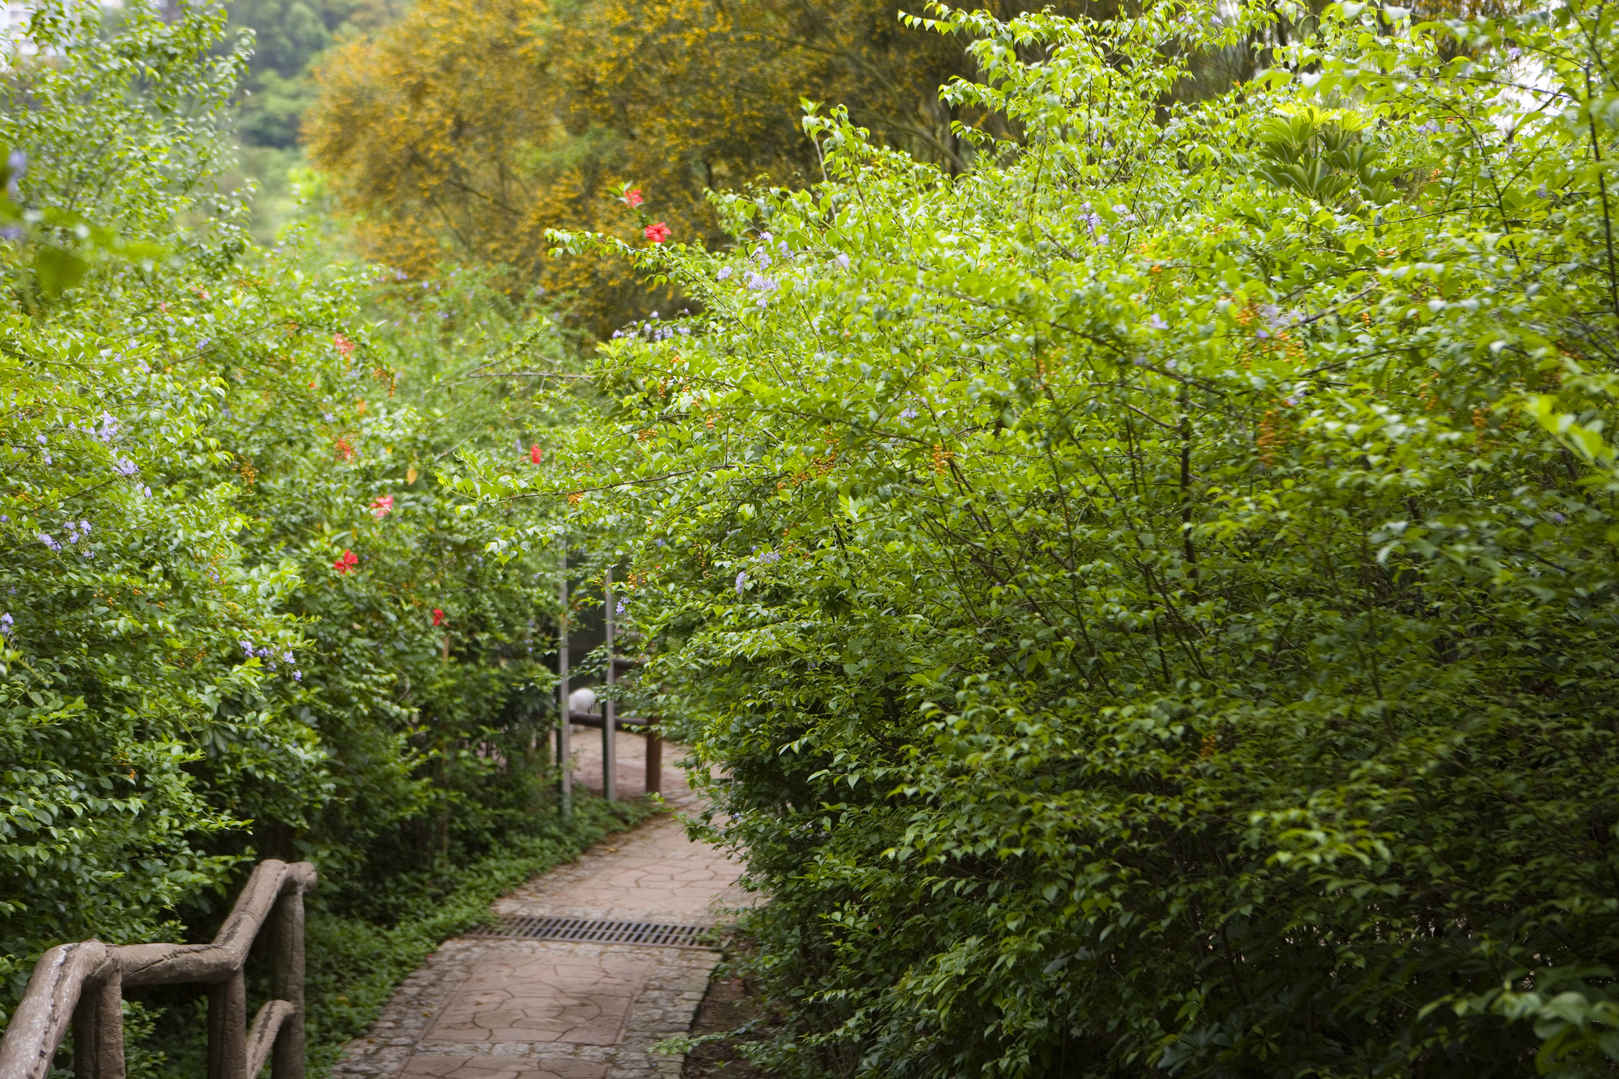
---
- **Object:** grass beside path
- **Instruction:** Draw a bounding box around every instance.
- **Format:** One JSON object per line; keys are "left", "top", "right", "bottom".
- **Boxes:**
{"left": 303, "top": 795, "right": 658, "bottom": 1075}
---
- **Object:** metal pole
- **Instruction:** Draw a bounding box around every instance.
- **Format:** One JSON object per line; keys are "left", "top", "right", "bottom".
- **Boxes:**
{"left": 603, "top": 566, "right": 618, "bottom": 801}
{"left": 557, "top": 551, "right": 572, "bottom": 820}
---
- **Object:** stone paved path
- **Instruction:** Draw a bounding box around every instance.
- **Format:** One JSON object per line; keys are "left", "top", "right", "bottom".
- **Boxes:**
{"left": 331, "top": 725, "right": 754, "bottom": 1079}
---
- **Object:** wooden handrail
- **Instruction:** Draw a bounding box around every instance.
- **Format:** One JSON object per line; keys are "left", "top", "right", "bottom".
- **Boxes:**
{"left": 0, "top": 859, "right": 317, "bottom": 1079}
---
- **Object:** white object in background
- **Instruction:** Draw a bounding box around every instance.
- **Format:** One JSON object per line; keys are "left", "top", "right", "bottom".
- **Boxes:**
{"left": 568, "top": 686, "right": 598, "bottom": 715}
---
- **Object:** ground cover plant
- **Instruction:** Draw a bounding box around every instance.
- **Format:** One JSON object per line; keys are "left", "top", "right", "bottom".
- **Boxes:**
{"left": 532, "top": 1, "right": 1619, "bottom": 1074}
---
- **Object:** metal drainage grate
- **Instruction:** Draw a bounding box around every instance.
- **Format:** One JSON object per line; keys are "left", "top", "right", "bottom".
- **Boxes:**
{"left": 470, "top": 915, "right": 718, "bottom": 948}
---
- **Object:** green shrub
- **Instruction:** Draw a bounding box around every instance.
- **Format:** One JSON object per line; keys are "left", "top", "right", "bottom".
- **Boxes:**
{"left": 546, "top": 2, "right": 1619, "bottom": 1074}
{"left": 0, "top": 4, "right": 592, "bottom": 1066}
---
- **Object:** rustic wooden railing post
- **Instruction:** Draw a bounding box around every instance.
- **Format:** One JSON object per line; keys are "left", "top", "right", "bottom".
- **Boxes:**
{"left": 206, "top": 968, "right": 248, "bottom": 1079}
{"left": 270, "top": 883, "right": 307, "bottom": 1079}
{"left": 0, "top": 861, "right": 315, "bottom": 1079}
{"left": 71, "top": 965, "right": 123, "bottom": 1079}
{"left": 645, "top": 715, "right": 663, "bottom": 795}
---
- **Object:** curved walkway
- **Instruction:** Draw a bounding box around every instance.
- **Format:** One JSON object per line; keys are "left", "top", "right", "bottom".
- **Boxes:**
{"left": 331, "top": 727, "right": 754, "bottom": 1079}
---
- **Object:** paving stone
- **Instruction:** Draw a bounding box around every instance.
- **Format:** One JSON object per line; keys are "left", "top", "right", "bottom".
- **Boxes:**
{"left": 332, "top": 732, "right": 758, "bottom": 1079}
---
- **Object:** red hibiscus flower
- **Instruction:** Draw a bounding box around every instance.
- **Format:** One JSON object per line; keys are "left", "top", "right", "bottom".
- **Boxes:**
{"left": 333, "top": 549, "right": 358, "bottom": 574}
{"left": 432, "top": 608, "right": 446, "bottom": 626}
{"left": 529, "top": 443, "right": 544, "bottom": 464}
{"left": 623, "top": 188, "right": 644, "bottom": 208}
{"left": 370, "top": 494, "right": 394, "bottom": 518}
{"left": 643, "top": 222, "right": 671, "bottom": 244}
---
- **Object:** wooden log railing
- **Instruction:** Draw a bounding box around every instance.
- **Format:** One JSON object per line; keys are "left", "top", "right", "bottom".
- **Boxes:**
{"left": 0, "top": 859, "right": 317, "bottom": 1079}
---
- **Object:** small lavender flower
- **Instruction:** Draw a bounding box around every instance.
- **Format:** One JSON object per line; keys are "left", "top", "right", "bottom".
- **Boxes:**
{"left": 0, "top": 612, "right": 13, "bottom": 636}
{"left": 1147, "top": 314, "right": 1168, "bottom": 330}
{"left": 114, "top": 457, "right": 138, "bottom": 477}
{"left": 616, "top": 599, "right": 627, "bottom": 616}
{"left": 717, "top": 265, "right": 733, "bottom": 281}
{"left": 734, "top": 570, "right": 748, "bottom": 595}
{"left": 834, "top": 252, "right": 851, "bottom": 271}
{"left": 5, "top": 149, "right": 23, "bottom": 200}
{"left": 240, "top": 639, "right": 254, "bottom": 656}
{"left": 293, "top": 670, "right": 302, "bottom": 681}
{"left": 38, "top": 532, "right": 59, "bottom": 551}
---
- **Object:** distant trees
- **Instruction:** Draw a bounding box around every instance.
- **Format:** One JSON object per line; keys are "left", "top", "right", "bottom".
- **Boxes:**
{"left": 226, "top": 0, "right": 363, "bottom": 149}
{"left": 304, "top": 0, "right": 1113, "bottom": 333}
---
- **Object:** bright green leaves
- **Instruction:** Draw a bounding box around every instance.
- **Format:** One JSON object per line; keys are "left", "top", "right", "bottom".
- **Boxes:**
{"left": 535, "top": 0, "right": 1619, "bottom": 1076}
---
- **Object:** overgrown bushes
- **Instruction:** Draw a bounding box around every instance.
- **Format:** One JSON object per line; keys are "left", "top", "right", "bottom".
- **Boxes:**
{"left": 548, "top": 2, "right": 1619, "bottom": 1074}
{"left": 0, "top": 4, "right": 598, "bottom": 1067}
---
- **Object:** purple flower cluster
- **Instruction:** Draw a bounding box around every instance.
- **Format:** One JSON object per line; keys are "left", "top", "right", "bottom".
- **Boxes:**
{"left": 1080, "top": 202, "right": 1103, "bottom": 238}
{"left": 0, "top": 612, "right": 13, "bottom": 637}
{"left": 40, "top": 519, "right": 95, "bottom": 557}
{"left": 239, "top": 639, "right": 302, "bottom": 681}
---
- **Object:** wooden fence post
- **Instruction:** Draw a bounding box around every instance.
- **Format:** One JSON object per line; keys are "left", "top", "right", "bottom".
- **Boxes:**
{"left": 270, "top": 886, "right": 306, "bottom": 1079}
{"left": 72, "top": 967, "right": 124, "bottom": 1079}
{"left": 206, "top": 969, "right": 247, "bottom": 1079}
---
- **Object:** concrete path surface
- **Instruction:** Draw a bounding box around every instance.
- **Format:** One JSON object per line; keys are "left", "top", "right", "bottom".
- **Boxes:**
{"left": 331, "top": 724, "right": 754, "bottom": 1079}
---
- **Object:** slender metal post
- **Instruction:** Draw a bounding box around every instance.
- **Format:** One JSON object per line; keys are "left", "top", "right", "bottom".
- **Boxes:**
{"left": 207, "top": 969, "right": 248, "bottom": 1079}
{"left": 270, "top": 888, "right": 306, "bottom": 1079}
{"left": 557, "top": 552, "right": 572, "bottom": 820}
{"left": 603, "top": 566, "right": 618, "bottom": 801}
{"left": 73, "top": 968, "right": 125, "bottom": 1079}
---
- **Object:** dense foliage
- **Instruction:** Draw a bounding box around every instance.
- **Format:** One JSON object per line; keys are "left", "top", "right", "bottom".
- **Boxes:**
{"left": 303, "top": 0, "right": 1142, "bottom": 334}
{"left": 0, "top": 4, "right": 608, "bottom": 1069}
{"left": 528, "top": 1, "right": 1619, "bottom": 1074}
